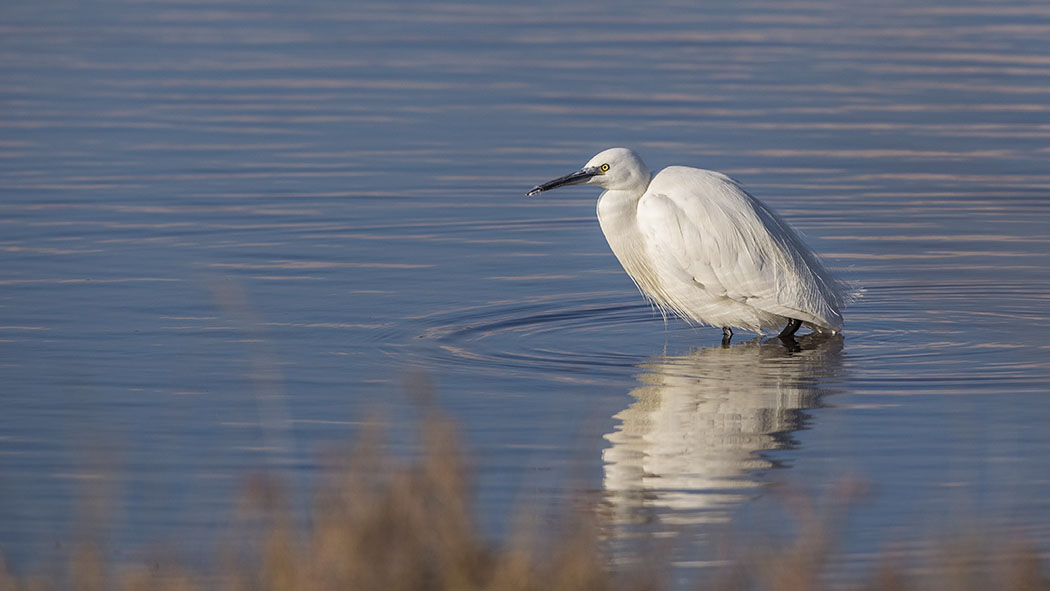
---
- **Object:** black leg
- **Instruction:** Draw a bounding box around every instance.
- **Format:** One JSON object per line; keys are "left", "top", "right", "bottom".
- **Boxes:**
{"left": 721, "top": 326, "right": 733, "bottom": 347}
{"left": 778, "top": 318, "right": 802, "bottom": 338}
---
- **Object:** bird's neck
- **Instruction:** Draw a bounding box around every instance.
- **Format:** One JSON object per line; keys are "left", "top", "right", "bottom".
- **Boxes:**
{"left": 596, "top": 187, "right": 663, "bottom": 300}
{"left": 597, "top": 188, "right": 643, "bottom": 227}
{"left": 596, "top": 188, "right": 645, "bottom": 259}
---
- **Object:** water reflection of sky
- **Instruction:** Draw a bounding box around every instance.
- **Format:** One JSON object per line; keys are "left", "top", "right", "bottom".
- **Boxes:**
{"left": 2, "top": 0, "right": 1050, "bottom": 572}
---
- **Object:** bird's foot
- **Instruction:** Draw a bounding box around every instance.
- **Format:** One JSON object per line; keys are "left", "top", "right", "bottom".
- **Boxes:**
{"left": 778, "top": 333, "right": 801, "bottom": 352}
{"left": 777, "top": 318, "right": 803, "bottom": 352}
{"left": 778, "top": 318, "right": 802, "bottom": 338}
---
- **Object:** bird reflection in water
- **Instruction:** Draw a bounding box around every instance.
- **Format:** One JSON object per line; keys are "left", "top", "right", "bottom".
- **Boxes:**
{"left": 602, "top": 333, "right": 844, "bottom": 529}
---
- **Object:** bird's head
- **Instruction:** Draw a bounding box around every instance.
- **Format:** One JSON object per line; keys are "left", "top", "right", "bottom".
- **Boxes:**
{"left": 527, "top": 147, "right": 651, "bottom": 196}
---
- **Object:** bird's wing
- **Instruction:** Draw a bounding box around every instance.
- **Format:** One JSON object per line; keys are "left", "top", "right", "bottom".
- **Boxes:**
{"left": 636, "top": 167, "right": 841, "bottom": 329}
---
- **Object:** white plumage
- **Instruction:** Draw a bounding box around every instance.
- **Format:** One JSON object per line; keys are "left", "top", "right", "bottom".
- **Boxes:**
{"left": 527, "top": 147, "right": 851, "bottom": 340}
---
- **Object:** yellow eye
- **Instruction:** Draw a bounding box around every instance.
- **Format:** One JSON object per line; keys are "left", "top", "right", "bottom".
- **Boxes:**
{"left": 600, "top": 163, "right": 610, "bottom": 172}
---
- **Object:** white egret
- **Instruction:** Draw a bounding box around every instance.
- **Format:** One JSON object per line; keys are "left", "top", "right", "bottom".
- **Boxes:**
{"left": 527, "top": 148, "right": 852, "bottom": 343}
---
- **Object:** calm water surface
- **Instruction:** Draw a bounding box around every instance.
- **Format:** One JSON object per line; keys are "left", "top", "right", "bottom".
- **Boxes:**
{"left": 3, "top": 0, "right": 1050, "bottom": 573}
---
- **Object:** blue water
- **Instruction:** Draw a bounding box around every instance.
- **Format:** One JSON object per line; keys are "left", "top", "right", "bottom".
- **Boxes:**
{"left": 3, "top": 0, "right": 1050, "bottom": 572}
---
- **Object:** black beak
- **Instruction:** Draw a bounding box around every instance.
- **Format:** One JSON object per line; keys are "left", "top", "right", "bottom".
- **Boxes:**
{"left": 526, "top": 166, "right": 601, "bottom": 196}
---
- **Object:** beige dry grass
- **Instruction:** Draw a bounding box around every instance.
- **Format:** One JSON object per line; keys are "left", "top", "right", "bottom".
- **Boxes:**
{"left": 0, "top": 409, "right": 1047, "bottom": 591}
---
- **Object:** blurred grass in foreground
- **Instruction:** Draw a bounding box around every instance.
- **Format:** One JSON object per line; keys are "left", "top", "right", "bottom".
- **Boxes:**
{"left": 1, "top": 406, "right": 1047, "bottom": 591}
